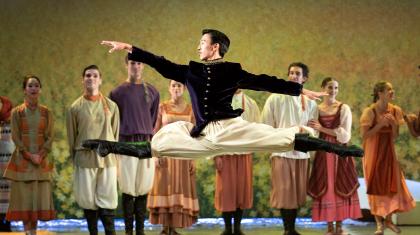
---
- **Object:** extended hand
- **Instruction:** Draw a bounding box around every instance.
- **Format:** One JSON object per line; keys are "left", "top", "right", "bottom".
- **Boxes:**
{"left": 308, "top": 119, "right": 322, "bottom": 130}
{"left": 384, "top": 113, "right": 397, "bottom": 126}
{"left": 100, "top": 41, "right": 132, "bottom": 53}
{"left": 377, "top": 115, "right": 391, "bottom": 128}
{"left": 302, "top": 89, "right": 328, "bottom": 101}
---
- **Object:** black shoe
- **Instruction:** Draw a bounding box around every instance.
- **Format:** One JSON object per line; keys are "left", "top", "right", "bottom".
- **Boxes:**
{"left": 135, "top": 195, "right": 147, "bottom": 235}
{"left": 233, "top": 229, "right": 245, "bottom": 235}
{"left": 294, "top": 133, "right": 363, "bottom": 157}
{"left": 99, "top": 208, "right": 116, "bottom": 235}
{"left": 84, "top": 209, "right": 99, "bottom": 235}
{"left": 82, "top": 139, "right": 152, "bottom": 158}
{"left": 233, "top": 209, "right": 244, "bottom": 235}
{"left": 122, "top": 194, "right": 134, "bottom": 235}
{"left": 221, "top": 230, "right": 233, "bottom": 235}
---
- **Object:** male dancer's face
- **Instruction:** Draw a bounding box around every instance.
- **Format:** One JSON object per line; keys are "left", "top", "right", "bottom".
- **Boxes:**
{"left": 288, "top": 66, "right": 307, "bottom": 85}
{"left": 83, "top": 69, "right": 102, "bottom": 93}
{"left": 197, "top": 33, "right": 218, "bottom": 61}
{"left": 127, "top": 60, "right": 144, "bottom": 80}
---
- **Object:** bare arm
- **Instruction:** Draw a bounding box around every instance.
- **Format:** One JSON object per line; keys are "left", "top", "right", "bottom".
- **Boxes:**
{"left": 302, "top": 88, "right": 328, "bottom": 101}
{"left": 153, "top": 104, "right": 163, "bottom": 134}
{"left": 309, "top": 119, "right": 337, "bottom": 136}
{"left": 101, "top": 41, "right": 188, "bottom": 84}
{"left": 101, "top": 41, "right": 133, "bottom": 53}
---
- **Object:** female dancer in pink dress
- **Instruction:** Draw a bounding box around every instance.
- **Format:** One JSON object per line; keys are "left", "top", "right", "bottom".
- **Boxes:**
{"left": 308, "top": 77, "right": 361, "bottom": 235}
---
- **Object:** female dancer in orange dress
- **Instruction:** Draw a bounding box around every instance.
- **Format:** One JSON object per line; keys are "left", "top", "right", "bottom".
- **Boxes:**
{"left": 4, "top": 76, "right": 55, "bottom": 235}
{"left": 360, "top": 81, "right": 415, "bottom": 235}
{"left": 147, "top": 80, "right": 199, "bottom": 235}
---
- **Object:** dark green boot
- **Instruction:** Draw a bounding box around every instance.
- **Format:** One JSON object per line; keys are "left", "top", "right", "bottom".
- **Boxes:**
{"left": 82, "top": 139, "right": 151, "bottom": 158}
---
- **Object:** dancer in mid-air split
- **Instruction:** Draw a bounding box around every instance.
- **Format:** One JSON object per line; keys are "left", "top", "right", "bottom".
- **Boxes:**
{"left": 83, "top": 29, "right": 364, "bottom": 159}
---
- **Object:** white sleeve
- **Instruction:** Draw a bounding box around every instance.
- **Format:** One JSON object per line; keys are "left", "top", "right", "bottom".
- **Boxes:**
{"left": 261, "top": 95, "right": 277, "bottom": 127}
{"left": 247, "top": 98, "right": 261, "bottom": 123}
{"left": 334, "top": 104, "right": 352, "bottom": 144}
{"left": 307, "top": 99, "right": 319, "bottom": 137}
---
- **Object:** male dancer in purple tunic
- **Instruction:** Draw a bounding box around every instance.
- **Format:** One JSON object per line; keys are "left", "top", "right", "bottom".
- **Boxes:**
{"left": 83, "top": 29, "right": 363, "bottom": 162}
{"left": 109, "top": 56, "right": 159, "bottom": 235}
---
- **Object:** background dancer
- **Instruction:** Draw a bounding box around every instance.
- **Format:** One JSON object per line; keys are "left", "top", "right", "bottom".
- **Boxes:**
{"left": 360, "top": 81, "right": 415, "bottom": 235}
{"left": 261, "top": 62, "right": 318, "bottom": 235}
{"left": 109, "top": 56, "right": 159, "bottom": 235}
{"left": 147, "top": 80, "right": 199, "bottom": 235}
{"left": 67, "top": 65, "right": 120, "bottom": 235}
{"left": 4, "top": 76, "right": 55, "bottom": 235}
{"left": 214, "top": 89, "right": 260, "bottom": 235}
{"left": 308, "top": 77, "right": 362, "bottom": 235}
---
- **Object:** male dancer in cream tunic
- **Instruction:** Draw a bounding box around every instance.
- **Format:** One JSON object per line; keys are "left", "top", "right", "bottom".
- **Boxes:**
{"left": 262, "top": 62, "right": 318, "bottom": 235}
{"left": 67, "top": 65, "right": 119, "bottom": 235}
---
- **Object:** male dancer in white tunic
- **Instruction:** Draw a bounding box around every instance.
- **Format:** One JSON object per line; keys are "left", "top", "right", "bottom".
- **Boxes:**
{"left": 261, "top": 62, "right": 318, "bottom": 235}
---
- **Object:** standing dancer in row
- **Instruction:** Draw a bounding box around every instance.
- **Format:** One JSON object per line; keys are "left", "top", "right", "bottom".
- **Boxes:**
{"left": 84, "top": 29, "right": 363, "bottom": 163}
{"left": 215, "top": 89, "right": 260, "bottom": 235}
{"left": 148, "top": 80, "right": 199, "bottom": 235}
{"left": 110, "top": 56, "right": 159, "bottom": 235}
{"left": 67, "top": 65, "right": 120, "bottom": 235}
{"left": 360, "top": 81, "right": 415, "bottom": 235}
{"left": 261, "top": 62, "right": 318, "bottom": 235}
{"left": 308, "top": 77, "right": 361, "bottom": 235}
{"left": 4, "top": 76, "right": 55, "bottom": 235}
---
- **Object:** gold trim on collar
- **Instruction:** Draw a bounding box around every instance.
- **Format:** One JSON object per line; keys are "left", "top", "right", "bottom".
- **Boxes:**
{"left": 203, "top": 58, "right": 224, "bottom": 65}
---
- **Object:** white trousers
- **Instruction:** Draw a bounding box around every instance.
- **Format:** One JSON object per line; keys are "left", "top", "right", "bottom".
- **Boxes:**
{"left": 73, "top": 166, "right": 118, "bottom": 210}
{"left": 152, "top": 117, "right": 300, "bottom": 159}
{"left": 118, "top": 156, "right": 155, "bottom": 196}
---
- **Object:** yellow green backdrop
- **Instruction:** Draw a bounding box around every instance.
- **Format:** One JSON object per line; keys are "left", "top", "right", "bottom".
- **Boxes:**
{"left": 0, "top": 0, "right": 419, "bottom": 218}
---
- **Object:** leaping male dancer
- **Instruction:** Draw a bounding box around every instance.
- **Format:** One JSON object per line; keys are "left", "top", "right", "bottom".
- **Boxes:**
{"left": 83, "top": 29, "right": 364, "bottom": 159}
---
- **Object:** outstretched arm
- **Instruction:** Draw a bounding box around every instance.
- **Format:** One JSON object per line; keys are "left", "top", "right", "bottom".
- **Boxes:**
{"left": 302, "top": 88, "right": 328, "bottom": 101}
{"left": 100, "top": 40, "right": 188, "bottom": 83}
{"left": 238, "top": 67, "right": 327, "bottom": 99}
